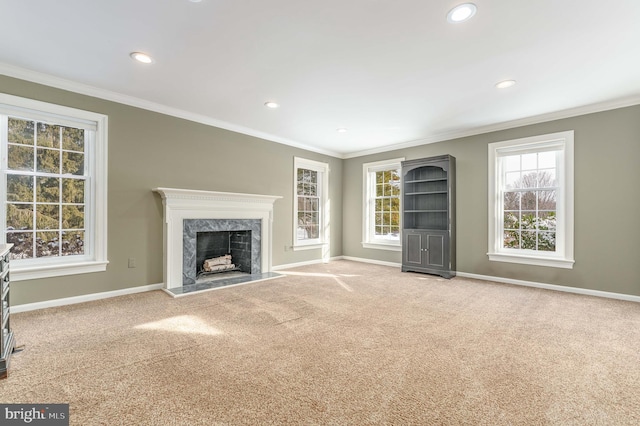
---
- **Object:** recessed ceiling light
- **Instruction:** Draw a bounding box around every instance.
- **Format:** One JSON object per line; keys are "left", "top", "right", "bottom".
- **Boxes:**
{"left": 336, "top": 128, "right": 348, "bottom": 133}
{"left": 495, "top": 80, "right": 517, "bottom": 89}
{"left": 264, "top": 101, "right": 279, "bottom": 109}
{"left": 130, "top": 52, "right": 154, "bottom": 64}
{"left": 447, "top": 3, "right": 477, "bottom": 23}
{"left": 189, "top": 0, "right": 202, "bottom": 3}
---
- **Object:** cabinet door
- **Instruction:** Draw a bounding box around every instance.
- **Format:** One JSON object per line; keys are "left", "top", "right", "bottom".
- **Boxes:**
{"left": 404, "top": 232, "right": 423, "bottom": 266}
{"left": 426, "top": 234, "right": 444, "bottom": 268}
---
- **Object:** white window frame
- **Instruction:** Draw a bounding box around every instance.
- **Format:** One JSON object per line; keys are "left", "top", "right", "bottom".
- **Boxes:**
{"left": 362, "top": 158, "right": 404, "bottom": 251}
{"left": 488, "top": 130, "right": 574, "bottom": 269}
{"left": 293, "top": 157, "right": 329, "bottom": 254}
{"left": 0, "top": 94, "right": 108, "bottom": 280}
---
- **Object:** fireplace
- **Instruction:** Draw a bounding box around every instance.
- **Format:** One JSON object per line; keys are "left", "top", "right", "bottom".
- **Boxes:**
{"left": 183, "top": 219, "right": 261, "bottom": 285}
{"left": 154, "top": 188, "right": 282, "bottom": 291}
{"left": 196, "top": 230, "right": 251, "bottom": 277}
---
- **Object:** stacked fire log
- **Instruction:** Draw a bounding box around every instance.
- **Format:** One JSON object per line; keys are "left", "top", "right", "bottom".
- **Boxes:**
{"left": 203, "top": 254, "right": 236, "bottom": 273}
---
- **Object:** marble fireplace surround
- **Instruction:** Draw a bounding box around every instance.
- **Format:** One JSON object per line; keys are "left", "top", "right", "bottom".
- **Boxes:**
{"left": 154, "top": 188, "right": 282, "bottom": 290}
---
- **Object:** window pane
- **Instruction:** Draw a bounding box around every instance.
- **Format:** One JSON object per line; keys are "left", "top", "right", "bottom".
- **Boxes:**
{"left": 8, "top": 118, "right": 34, "bottom": 145}
{"left": 62, "top": 151, "right": 84, "bottom": 175}
{"left": 7, "top": 175, "right": 33, "bottom": 202}
{"left": 37, "top": 123, "right": 61, "bottom": 148}
{"left": 390, "top": 226, "right": 399, "bottom": 235}
{"left": 504, "top": 212, "right": 518, "bottom": 230}
{"left": 6, "top": 203, "right": 33, "bottom": 230}
{"left": 538, "top": 190, "right": 556, "bottom": 210}
{"left": 36, "top": 177, "right": 60, "bottom": 203}
{"left": 505, "top": 172, "right": 520, "bottom": 189}
{"left": 36, "top": 147, "right": 60, "bottom": 173}
{"left": 521, "top": 211, "right": 536, "bottom": 230}
{"left": 537, "top": 211, "right": 556, "bottom": 231}
{"left": 375, "top": 226, "right": 383, "bottom": 236}
{"left": 391, "top": 212, "right": 399, "bottom": 226}
{"left": 375, "top": 199, "right": 383, "bottom": 212}
{"left": 520, "top": 172, "right": 537, "bottom": 188}
{"left": 62, "top": 127, "right": 85, "bottom": 152}
{"left": 521, "top": 153, "right": 537, "bottom": 170}
{"left": 307, "top": 226, "right": 319, "bottom": 239}
{"left": 503, "top": 230, "right": 520, "bottom": 248}
{"left": 521, "top": 192, "right": 536, "bottom": 210}
{"left": 36, "top": 204, "right": 59, "bottom": 230}
{"left": 538, "top": 232, "right": 556, "bottom": 251}
{"left": 538, "top": 151, "right": 556, "bottom": 169}
{"left": 62, "top": 231, "right": 84, "bottom": 256}
{"left": 62, "top": 179, "right": 84, "bottom": 203}
{"left": 538, "top": 170, "right": 556, "bottom": 188}
{"left": 376, "top": 184, "right": 384, "bottom": 197}
{"left": 521, "top": 231, "right": 537, "bottom": 249}
{"left": 503, "top": 192, "right": 520, "bottom": 211}
{"left": 375, "top": 213, "right": 383, "bottom": 226}
{"left": 62, "top": 205, "right": 84, "bottom": 230}
{"left": 504, "top": 155, "right": 520, "bottom": 172}
{"left": 307, "top": 183, "right": 317, "bottom": 197}
{"left": 310, "top": 198, "right": 319, "bottom": 212}
{"left": 36, "top": 231, "right": 60, "bottom": 257}
{"left": 7, "top": 232, "right": 34, "bottom": 259}
{"left": 8, "top": 144, "right": 34, "bottom": 171}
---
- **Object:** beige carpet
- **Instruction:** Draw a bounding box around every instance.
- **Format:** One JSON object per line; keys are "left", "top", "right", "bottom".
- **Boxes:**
{"left": 2, "top": 260, "right": 639, "bottom": 425}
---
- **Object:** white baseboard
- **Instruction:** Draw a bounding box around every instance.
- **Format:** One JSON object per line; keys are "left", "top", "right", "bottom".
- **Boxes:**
{"left": 12, "top": 283, "right": 165, "bottom": 313}
{"left": 340, "top": 256, "right": 402, "bottom": 268}
{"left": 339, "top": 257, "right": 639, "bottom": 302}
{"left": 456, "top": 272, "right": 640, "bottom": 303}
{"left": 272, "top": 256, "right": 343, "bottom": 271}
{"left": 13, "top": 260, "right": 639, "bottom": 313}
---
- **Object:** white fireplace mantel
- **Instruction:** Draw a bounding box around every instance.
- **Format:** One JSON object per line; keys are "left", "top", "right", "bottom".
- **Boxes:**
{"left": 153, "top": 188, "right": 282, "bottom": 289}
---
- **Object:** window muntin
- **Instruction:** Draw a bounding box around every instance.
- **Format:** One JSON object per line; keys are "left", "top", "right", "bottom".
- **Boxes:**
{"left": 488, "top": 131, "right": 574, "bottom": 269}
{"left": 0, "top": 94, "right": 108, "bottom": 280}
{"left": 5, "top": 118, "right": 88, "bottom": 260}
{"left": 293, "top": 157, "right": 329, "bottom": 250}
{"left": 362, "top": 158, "right": 403, "bottom": 250}
{"left": 296, "top": 168, "right": 319, "bottom": 241}
{"left": 501, "top": 150, "right": 558, "bottom": 252}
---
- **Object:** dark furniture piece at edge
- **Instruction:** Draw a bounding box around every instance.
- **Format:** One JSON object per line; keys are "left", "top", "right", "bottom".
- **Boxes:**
{"left": 1, "top": 244, "right": 15, "bottom": 379}
{"left": 401, "top": 155, "right": 456, "bottom": 279}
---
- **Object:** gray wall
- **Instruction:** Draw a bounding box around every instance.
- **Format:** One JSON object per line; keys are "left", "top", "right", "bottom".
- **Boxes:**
{"left": 3, "top": 74, "right": 640, "bottom": 304}
{"left": 343, "top": 105, "right": 640, "bottom": 296}
{"left": 1, "top": 76, "right": 342, "bottom": 305}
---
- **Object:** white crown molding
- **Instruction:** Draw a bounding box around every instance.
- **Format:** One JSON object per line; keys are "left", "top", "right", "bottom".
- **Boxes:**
{"left": 0, "top": 62, "right": 342, "bottom": 159}
{"left": 3, "top": 62, "right": 639, "bottom": 161}
{"left": 343, "top": 95, "right": 640, "bottom": 159}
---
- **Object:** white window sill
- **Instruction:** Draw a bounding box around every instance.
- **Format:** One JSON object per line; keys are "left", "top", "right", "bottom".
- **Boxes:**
{"left": 11, "top": 260, "right": 109, "bottom": 281}
{"left": 293, "top": 243, "right": 327, "bottom": 252}
{"left": 488, "top": 252, "right": 574, "bottom": 269}
{"left": 362, "top": 242, "right": 402, "bottom": 252}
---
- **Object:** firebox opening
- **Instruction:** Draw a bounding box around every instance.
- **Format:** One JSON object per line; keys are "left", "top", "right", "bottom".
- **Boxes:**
{"left": 196, "top": 230, "right": 252, "bottom": 282}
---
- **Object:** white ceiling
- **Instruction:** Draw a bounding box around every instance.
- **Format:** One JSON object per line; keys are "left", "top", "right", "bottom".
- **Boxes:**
{"left": 1, "top": 0, "right": 639, "bottom": 158}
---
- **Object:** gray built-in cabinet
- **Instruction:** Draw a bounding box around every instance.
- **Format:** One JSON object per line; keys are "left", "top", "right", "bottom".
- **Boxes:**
{"left": 401, "top": 155, "right": 456, "bottom": 278}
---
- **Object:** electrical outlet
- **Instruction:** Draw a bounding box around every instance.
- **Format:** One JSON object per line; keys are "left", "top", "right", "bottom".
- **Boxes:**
{"left": 128, "top": 257, "right": 137, "bottom": 268}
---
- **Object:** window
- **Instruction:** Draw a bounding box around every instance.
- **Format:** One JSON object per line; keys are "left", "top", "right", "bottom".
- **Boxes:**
{"left": 362, "top": 158, "right": 403, "bottom": 251}
{"left": 293, "top": 157, "right": 329, "bottom": 251}
{"left": 488, "top": 131, "right": 574, "bottom": 268}
{"left": 0, "top": 94, "right": 108, "bottom": 280}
